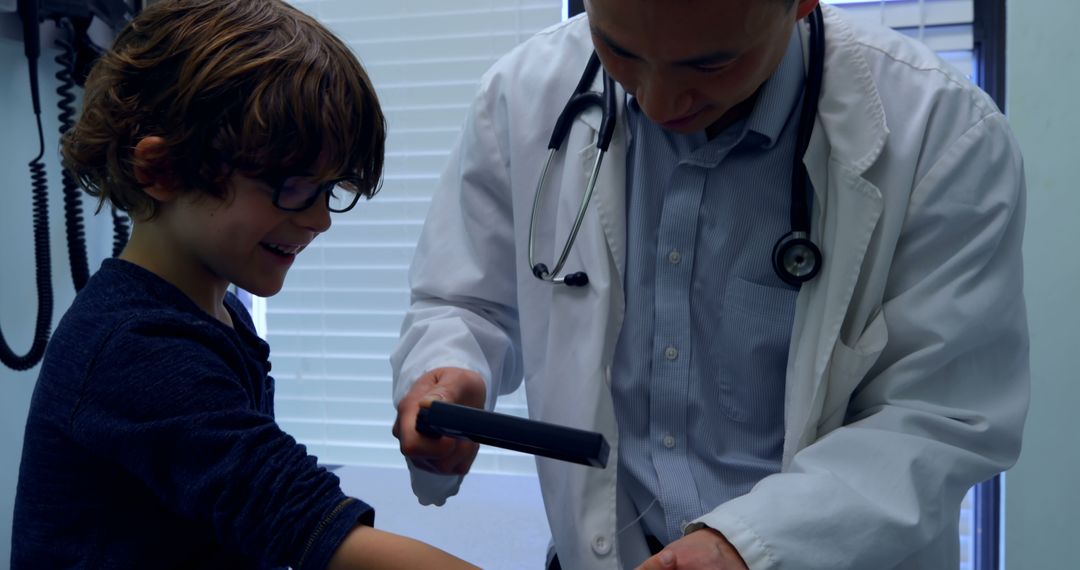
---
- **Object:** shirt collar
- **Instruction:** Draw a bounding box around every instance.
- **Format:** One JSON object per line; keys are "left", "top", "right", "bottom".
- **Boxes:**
{"left": 744, "top": 25, "right": 805, "bottom": 149}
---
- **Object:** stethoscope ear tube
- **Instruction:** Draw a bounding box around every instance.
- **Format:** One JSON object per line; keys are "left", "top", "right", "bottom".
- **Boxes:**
{"left": 546, "top": 53, "right": 612, "bottom": 152}
{"left": 548, "top": 94, "right": 603, "bottom": 151}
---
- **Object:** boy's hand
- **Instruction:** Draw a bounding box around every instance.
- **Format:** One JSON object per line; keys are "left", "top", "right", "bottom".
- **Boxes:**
{"left": 393, "top": 367, "right": 486, "bottom": 475}
{"left": 634, "top": 528, "right": 749, "bottom": 570}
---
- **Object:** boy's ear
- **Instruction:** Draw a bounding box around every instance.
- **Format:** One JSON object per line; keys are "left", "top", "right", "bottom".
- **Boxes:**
{"left": 133, "top": 136, "right": 178, "bottom": 202}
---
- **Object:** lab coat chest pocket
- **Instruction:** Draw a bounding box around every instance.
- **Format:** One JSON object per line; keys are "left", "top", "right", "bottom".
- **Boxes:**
{"left": 819, "top": 309, "right": 889, "bottom": 429}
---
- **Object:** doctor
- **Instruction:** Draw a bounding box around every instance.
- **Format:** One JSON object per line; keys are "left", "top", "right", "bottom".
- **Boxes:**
{"left": 391, "top": 0, "right": 1029, "bottom": 568}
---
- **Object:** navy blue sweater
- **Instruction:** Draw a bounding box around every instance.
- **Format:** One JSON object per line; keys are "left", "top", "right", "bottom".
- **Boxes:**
{"left": 12, "top": 259, "right": 373, "bottom": 569}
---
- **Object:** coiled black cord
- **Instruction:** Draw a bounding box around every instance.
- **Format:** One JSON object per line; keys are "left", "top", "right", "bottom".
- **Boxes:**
{"left": 55, "top": 17, "right": 90, "bottom": 292}
{"left": 3, "top": 11, "right": 133, "bottom": 371}
{"left": 0, "top": 112, "right": 54, "bottom": 371}
{"left": 111, "top": 207, "right": 130, "bottom": 257}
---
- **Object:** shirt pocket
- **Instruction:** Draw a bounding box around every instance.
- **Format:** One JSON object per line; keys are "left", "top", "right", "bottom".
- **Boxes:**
{"left": 717, "top": 278, "right": 799, "bottom": 423}
{"left": 819, "top": 309, "right": 889, "bottom": 428}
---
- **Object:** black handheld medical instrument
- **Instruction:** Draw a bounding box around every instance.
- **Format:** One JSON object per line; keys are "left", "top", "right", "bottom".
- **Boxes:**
{"left": 528, "top": 5, "right": 826, "bottom": 289}
{"left": 416, "top": 401, "right": 610, "bottom": 468}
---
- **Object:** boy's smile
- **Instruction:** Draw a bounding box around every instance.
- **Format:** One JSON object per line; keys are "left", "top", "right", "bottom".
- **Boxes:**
{"left": 261, "top": 242, "right": 307, "bottom": 257}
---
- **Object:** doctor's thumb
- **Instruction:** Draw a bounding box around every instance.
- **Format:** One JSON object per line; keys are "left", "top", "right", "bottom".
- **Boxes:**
{"left": 636, "top": 550, "right": 676, "bottom": 570}
{"left": 419, "top": 392, "right": 446, "bottom": 408}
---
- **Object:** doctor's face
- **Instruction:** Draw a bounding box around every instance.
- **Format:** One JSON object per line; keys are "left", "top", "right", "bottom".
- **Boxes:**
{"left": 586, "top": 0, "right": 819, "bottom": 135}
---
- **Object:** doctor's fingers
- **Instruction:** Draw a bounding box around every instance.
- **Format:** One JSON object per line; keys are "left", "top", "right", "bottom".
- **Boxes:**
{"left": 635, "top": 529, "right": 748, "bottom": 570}
{"left": 417, "top": 367, "right": 487, "bottom": 408}
{"left": 392, "top": 393, "right": 478, "bottom": 474}
{"left": 391, "top": 372, "right": 445, "bottom": 441}
{"left": 410, "top": 438, "right": 480, "bottom": 476}
{"left": 391, "top": 368, "right": 485, "bottom": 474}
{"left": 392, "top": 372, "right": 460, "bottom": 442}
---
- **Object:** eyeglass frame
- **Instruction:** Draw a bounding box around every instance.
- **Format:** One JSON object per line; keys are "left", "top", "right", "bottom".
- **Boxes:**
{"left": 257, "top": 172, "right": 366, "bottom": 213}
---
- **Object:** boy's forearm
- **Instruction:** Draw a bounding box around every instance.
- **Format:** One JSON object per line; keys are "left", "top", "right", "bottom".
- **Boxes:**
{"left": 327, "top": 525, "right": 479, "bottom": 570}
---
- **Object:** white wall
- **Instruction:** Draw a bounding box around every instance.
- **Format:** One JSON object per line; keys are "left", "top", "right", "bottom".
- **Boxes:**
{"left": 1005, "top": 0, "right": 1080, "bottom": 567}
{"left": 0, "top": 14, "right": 114, "bottom": 566}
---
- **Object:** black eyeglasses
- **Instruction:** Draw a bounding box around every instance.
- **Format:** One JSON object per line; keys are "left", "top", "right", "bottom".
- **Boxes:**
{"left": 260, "top": 173, "right": 365, "bottom": 213}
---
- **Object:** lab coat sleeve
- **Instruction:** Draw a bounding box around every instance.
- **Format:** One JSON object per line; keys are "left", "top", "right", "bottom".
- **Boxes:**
{"left": 390, "top": 75, "right": 525, "bottom": 505}
{"left": 694, "top": 113, "right": 1029, "bottom": 569}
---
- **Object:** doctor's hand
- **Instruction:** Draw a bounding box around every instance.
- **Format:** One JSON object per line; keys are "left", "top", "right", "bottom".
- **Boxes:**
{"left": 635, "top": 528, "right": 748, "bottom": 570}
{"left": 392, "top": 367, "right": 487, "bottom": 476}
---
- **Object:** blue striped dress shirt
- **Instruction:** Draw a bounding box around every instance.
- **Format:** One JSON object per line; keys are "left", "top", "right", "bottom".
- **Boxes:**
{"left": 612, "top": 28, "right": 805, "bottom": 544}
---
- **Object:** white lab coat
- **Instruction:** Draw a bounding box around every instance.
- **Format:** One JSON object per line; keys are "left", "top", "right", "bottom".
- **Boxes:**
{"left": 392, "top": 5, "right": 1029, "bottom": 569}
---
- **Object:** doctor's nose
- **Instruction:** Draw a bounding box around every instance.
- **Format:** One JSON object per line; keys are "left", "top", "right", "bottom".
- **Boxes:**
{"left": 634, "top": 75, "right": 693, "bottom": 126}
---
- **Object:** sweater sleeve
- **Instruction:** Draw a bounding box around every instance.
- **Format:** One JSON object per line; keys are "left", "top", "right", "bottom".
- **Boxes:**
{"left": 69, "top": 316, "right": 374, "bottom": 570}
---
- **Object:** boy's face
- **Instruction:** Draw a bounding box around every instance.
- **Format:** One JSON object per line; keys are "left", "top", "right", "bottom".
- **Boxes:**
{"left": 160, "top": 172, "right": 332, "bottom": 299}
{"left": 586, "top": 0, "right": 814, "bottom": 134}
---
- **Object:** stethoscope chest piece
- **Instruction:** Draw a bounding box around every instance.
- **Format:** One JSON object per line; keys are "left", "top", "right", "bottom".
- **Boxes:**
{"left": 772, "top": 231, "right": 822, "bottom": 286}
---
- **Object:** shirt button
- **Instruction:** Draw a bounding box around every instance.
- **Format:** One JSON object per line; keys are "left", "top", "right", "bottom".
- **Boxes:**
{"left": 668, "top": 250, "right": 682, "bottom": 264}
{"left": 664, "top": 346, "right": 678, "bottom": 361}
{"left": 680, "top": 520, "right": 691, "bottom": 532}
{"left": 663, "top": 435, "right": 676, "bottom": 449}
{"left": 592, "top": 534, "right": 611, "bottom": 556}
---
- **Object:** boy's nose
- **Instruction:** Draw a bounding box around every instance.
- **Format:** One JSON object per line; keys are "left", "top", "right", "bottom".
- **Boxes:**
{"left": 295, "top": 196, "right": 332, "bottom": 233}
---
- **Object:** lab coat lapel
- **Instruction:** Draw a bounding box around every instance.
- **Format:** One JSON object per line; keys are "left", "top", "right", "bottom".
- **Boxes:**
{"left": 577, "top": 106, "right": 628, "bottom": 363}
{"left": 574, "top": 75, "right": 628, "bottom": 295}
{"left": 784, "top": 165, "right": 883, "bottom": 461}
{"left": 783, "top": 4, "right": 888, "bottom": 466}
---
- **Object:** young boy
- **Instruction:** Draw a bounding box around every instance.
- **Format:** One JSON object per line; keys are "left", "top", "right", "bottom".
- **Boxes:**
{"left": 12, "top": 1, "right": 478, "bottom": 568}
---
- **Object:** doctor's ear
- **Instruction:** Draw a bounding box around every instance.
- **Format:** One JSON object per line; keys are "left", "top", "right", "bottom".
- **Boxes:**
{"left": 795, "top": 0, "right": 822, "bottom": 20}
{"left": 132, "top": 136, "right": 179, "bottom": 203}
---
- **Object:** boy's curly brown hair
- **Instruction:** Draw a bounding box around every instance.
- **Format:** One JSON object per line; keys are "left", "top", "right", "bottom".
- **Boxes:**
{"left": 63, "top": 0, "right": 386, "bottom": 219}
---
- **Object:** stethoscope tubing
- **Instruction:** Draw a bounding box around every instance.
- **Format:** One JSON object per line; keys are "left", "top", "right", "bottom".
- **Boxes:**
{"left": 529, "top": 52, "right": 615, "bottom": 286}
{"left": 528, "top": 147, "right": 605, "bottom": 283}
{"left": 790, "top": 4, "right": 826, "bottom": 234}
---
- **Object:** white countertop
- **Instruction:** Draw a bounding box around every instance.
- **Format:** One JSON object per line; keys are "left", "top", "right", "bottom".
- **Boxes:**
{"left": 335, "top": 464, "right": 550, "bottom": 569}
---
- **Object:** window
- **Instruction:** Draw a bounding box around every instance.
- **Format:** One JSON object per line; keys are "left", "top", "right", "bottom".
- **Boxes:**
{"left": 829, "top": 0, "right": 975, "bottom": 74}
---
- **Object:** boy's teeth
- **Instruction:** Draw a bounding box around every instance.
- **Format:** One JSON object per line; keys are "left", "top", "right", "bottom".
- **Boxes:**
{"left": 266, "top": 243, "right": 299, "bottom": 255}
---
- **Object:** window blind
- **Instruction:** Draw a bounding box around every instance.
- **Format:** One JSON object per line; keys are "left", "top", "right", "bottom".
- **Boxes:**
{"left": 827, "top": 0, "right": 975, "bottom": 78}
{"left": 264, "top": 0, "right": 563, "bottom": 474}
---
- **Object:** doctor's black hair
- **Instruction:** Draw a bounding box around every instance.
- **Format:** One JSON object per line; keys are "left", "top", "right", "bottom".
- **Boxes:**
{"left": 62, "top": 0, "right": 386, "bottom": 220}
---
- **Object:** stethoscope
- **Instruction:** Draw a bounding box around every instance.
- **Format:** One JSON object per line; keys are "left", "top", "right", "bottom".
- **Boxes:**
{"left": 528, "top": 5, "right": 825, "bottom": 288}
